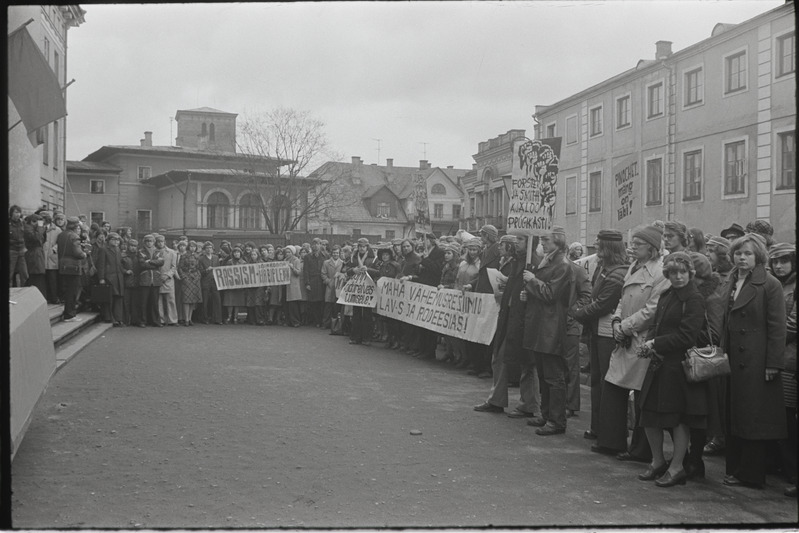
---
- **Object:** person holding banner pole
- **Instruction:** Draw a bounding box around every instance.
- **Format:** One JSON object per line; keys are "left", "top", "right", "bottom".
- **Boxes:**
{"left": 521, "top": 226, "right": 574, "bottom": 435}
{"left": 346, "top": 238, "right": 378, "bottom": 345}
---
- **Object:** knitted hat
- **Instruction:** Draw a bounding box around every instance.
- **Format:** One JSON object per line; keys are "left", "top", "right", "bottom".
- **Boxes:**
{"left": 663, "top": 251, "right": 694, "bottom": 274}
{"left": 479, "top": 225, "right": 498, "bottom": 239}
{"left": 720, "top": 223, "right": 745, "bottom": 239}
{"left": 597, "top": 229, "right": 623, "bottom": 242}
{"left": 128, "top": 239, "right": 138, "bottom": 246}
{"left": 500, "top": 234, "right": 518, "bottom": 245}
{"left": 232, "top": 246, "right": 243, "bottom": 255}
{"left": 550, "top": 225, "right": 566, "bottom": 237}
{"left": 357, "top": 237, "right": 370, "bottom": 245}
{"left": 689, "top": 251, "right": 713, "bottom": 280}
{"left": 464, "top": 237, "right": 483, "bottom": 249}
{"left": 746, "top": 219, "right": 774, "bottom": 237}
{"left": 769, "top": 242, "right": 795, "bottom": 259}
{"left": 706, "top": 236, "right": 731, "bottom": 250}
{"left": 633, "top": 225, "right": 663, "bottom": 250}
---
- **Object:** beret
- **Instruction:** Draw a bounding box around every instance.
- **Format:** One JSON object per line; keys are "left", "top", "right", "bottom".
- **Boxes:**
{"left": 597, "top": 229, "right": 623, "bottom": 241}
{"left": 769, "top": 242, "right": 795, "bottom": 259}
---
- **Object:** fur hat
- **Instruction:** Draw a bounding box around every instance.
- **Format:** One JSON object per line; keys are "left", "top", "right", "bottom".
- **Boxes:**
{"left": 464, "top": 237, "right": 483, "bottom": 249}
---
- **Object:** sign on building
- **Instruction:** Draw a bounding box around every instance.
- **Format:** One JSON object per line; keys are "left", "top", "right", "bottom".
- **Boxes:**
{"left": 411, "top": 172, "right": 432, "bottom": 235}
{"left": 507, "top": 137, "right": 562, "bottom": 235}
{"left": 613, "top": 156, "right": 639, "bottom": 229}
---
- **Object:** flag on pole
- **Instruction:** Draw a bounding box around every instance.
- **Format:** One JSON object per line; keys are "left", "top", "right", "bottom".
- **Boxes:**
{"left": 7, "top": 25, "right": 67, "bottom": 145}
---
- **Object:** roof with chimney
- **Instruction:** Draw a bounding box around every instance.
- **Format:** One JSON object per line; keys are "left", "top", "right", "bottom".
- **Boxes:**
{"left": 175, "top": 107, "right": 238, "bottom": 118}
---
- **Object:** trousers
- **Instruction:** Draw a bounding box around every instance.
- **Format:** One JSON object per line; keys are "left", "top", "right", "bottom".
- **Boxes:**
{"left": 564, "top": 335, "right": 581, "bottom": 412}
{"left": 589, "top": 334, "right": 615, "bottom": 433}
{"left": 158, "top": 290, "right": 178, "bottom": 325}
{"left": 536, "top": 351, "right": 568, "bottom": 429}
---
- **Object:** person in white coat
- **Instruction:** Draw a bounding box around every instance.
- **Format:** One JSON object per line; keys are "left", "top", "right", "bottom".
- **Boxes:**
{"left": 156, "top": 234, "right": 180, "bottom": 326}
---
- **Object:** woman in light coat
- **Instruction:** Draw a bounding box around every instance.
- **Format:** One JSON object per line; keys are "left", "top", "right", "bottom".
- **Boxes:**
{"left": 321, "top": 245, "right": 343, "bottom": 328}
{"left": 595, "top": 225, "right": 669, "bottom": 462}
{"left": 284, "top": 246, "right": 303, "bottom": 327}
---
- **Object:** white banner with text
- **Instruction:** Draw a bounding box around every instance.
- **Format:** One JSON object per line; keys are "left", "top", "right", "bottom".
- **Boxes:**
{"left": 212, "top": 262, "right": 291, "bottom": 290}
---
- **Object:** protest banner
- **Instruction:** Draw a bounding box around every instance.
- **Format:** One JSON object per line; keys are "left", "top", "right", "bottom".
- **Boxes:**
{"left": 613, "top": 156, "right": 639, "bottom": 227}
{"left": 507, "top": 137, "right": 562, "bottom": 235}
{"left": 375, "top": 278, "right": 499, "bottom": 345}
{"left": 411, "top": 172, "right": 432, "bottom": 235}
{"left": 575, "top": 253, "right": 599, "bottom": 283}
{"left": 336, "top": 273, "right": 377, "bottom": 308}
{"left": 212, "top": 262, "right": 290, "bottom": 290}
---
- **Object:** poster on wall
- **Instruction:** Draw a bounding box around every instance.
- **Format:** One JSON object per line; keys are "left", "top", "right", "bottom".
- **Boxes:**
{"left": 507, "top": 137, "right": 562, "bottom": 235}
{"left": 411, "top": 172, "right": 432, "bottom": 235}
{"left": 614, "top": 156, "right": 639, "bottom": 229}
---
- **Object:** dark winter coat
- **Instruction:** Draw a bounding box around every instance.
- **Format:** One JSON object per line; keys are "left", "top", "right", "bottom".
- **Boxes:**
{"left": 97, "top": 245, "right": 126, "bottom": 296}
{"left": 378, "top": 260, "right": 401, "bottom": 281}
{"left": 722, "top": 264, "right": 787, "bottom": 440}
{"left": 23, "top": 223, "right": 46, "bottom": 275}
{"left": 522, "top": 249, "right": 573, "bottom": 356}
{"left": 346, "top": 251, "right": 378, "bottom": 279}
{"left": 9, "top": 217, "right": 26, "bottom": 251}
{"left": 138, "top": 247, "right": 165, "bottom": 287}
{"left": 439, "top": 259, "right": 460, "bottom": 288}
{"left": 573, "top": 263, "right": 627, "bottom": 338}
{"left": 400, "top": 252, "right": 422, "bottom": 278}
{"left": 56, "top": 228, "right": 86, "bottom": 276}
{"left": 567, "top": 261, "right": 592, "bottom": 336}
{"left": 474, "top": 242, "right": 501, "bottom": 294}
{"left": 416, "top": 245, "right": 445, "bottom": 287}
{"left": 121, "top": 250, "right": 141, "bottom": 288}
{"left": 639, "top": 282, "right": 706, "bottom": 417}
{"left": 303, "top": 251, "right": 326, "bottom": 302}
{"left": 494, "top": 252, "right": 526, "bottom": 360}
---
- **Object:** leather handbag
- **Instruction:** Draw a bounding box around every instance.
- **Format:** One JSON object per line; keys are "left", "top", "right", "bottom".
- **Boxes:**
{"left": 329, "top": 314, "right": 344, "bottom": 336}
{"left": 90, "top": 283, "right": 113, "bottom": 304}
{"left": 683, "top": 314, "right": 730, "bottom": 383}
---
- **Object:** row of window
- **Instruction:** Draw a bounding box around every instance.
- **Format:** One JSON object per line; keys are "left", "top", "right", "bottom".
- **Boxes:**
{"left": 88, "top": 210, "right": 152, "bottom": 232}
{"left": 41, "top": 120, "right": 59, "bottom": 169}
{"left": 547, "top": 31, "right": 795, "bottom": 144}
{"left": 565, "top": 130, "right": 794, "bottom": 215}
{"left": 204, "top": 192, "right": 301, "bottom": 230}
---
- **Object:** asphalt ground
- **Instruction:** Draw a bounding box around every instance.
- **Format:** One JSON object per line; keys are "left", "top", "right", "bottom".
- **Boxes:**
{"left": 10, "top": 323, "right": 798, "bottom": 528}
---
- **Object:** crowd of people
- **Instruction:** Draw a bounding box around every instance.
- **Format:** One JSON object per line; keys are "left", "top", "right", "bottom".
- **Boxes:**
{"left": 9, "top": 205, "right": 796, "bottom": 496}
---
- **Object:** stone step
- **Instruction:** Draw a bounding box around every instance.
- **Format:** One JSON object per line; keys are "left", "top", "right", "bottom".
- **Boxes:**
{"left": 51, "top": 311, "right": 102, "bottom": 350}
{"left": 55, "top": 321, "right": 114, "bottom": 372}
{"left": 48, "top": 303, "right": 64, "bottom": 325}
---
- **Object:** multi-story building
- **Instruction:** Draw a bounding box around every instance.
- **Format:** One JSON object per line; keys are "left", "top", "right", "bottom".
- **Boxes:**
{"left": 461, "top": 129, "right": 526, "bottom": 233}
{"left": 8, "top": 5, "right": 85, "bottom": 213}
{"left": 532, "top": 2, "right": 795, "bottom": 244}
{"left": 66, "top": 107, "right": 299, "bottom": 240}
{"left": 308, "top": 158, "right": 467, "bottom": 240}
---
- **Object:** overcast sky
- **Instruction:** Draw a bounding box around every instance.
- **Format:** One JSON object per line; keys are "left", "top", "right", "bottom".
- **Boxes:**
{"left": 65, "top": 1, "right": 784, "bottom": 170}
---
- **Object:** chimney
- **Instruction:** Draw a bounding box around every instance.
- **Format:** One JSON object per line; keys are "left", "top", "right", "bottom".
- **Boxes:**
{"left": 351, "top": 156, "right": 362, "bottom": 166}
{"left": 140, "top": 131, "right": 153, "bottom": 147}
{"left": 447, "top": 165, "right": 453, "bottom": 169}
{"left": 655, "top": 40, "right": 673, "bottom": 60}
{"left": 419, "top": 160, "right": 430, "bottom": 170}
{"left": 386, "top": 158, "right": 393, "bottom": 168}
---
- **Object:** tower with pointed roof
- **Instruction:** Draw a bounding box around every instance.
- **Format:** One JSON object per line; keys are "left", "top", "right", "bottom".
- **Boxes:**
{"left": 174, "top": 107, "right": 238, "bottom": 153}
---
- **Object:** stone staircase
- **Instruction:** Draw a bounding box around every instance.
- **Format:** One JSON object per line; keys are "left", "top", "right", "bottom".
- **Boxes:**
{"left": 49, "top": 303, "right": 113, "bottom": 371}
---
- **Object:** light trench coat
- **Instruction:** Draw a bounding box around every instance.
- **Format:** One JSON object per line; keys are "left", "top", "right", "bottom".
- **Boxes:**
{"left": 605, "top": 256, "right": 670, "bottom": 390}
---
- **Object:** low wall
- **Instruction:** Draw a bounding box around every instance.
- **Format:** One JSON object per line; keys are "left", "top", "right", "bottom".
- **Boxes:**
{"left": 9, "top": 287, "right": 56, "bottom": 460}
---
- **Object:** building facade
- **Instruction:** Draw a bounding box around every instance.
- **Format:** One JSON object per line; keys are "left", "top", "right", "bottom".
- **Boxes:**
{"left": 8, "top": 5, "right": 85, "bottom": 214}
{"left": 533, "top": 2, "right": 795, "bottom": 244}
{"left": 461, "top": 129, "right": 526, "bottom": 233}
{"left": 307, "top": 157, "right": 468, "bottom": 240}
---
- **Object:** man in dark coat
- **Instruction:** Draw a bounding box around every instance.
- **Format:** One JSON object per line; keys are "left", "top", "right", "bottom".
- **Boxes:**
{"left": 137, "top": 234, "right": 165, "bottom": 327}
{"left": 345, "top": 238, "right": 378, "bottom": 345}
{"left": 470, "top": 224, "right": 502, "bottom": 374}
{"left": 198, "top": 241, "right": 223, "bottom": 325}
{"left": 56, "top": 216, "right": 86, "bottom": 321}
{"left": 522, "top": 225, "right": 574, "bottom": 435}
{"left": 121, "top": 238, "right": 140, "bottom": 326}
{"left": 411, "top": 234, "right": 445, "bottom": 360}
{"left": 398, "top": 239, "right": 422, "bottom": 353}
{"left": 97, "top": 232, "right": 126, "bottom": 325}
{"left": 303, "top": 237, "right": 326, "bottom": 328}
{"left": 565, "top": 257, "right": 592, "bottom": 417}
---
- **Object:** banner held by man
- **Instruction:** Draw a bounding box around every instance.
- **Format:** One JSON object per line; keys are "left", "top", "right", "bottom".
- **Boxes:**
{"left": 506, "top": 137, "right": 562, "bottom": 236}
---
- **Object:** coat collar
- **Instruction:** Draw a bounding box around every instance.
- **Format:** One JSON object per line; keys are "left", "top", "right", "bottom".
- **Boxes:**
{"left": 731, "top": 264, "right": 767, "bottom": 285}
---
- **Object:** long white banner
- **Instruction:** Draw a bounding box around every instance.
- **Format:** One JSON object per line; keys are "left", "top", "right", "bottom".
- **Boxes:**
{"left": 212, "top": 262, "right": 291, "bottom": 290}
{"left": 374, "top": 278, "right": 499, "bottom": 345}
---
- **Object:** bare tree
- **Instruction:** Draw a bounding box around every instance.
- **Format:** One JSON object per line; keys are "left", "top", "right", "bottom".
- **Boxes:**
{"left": 236, "top": 108, "right": 350, "bottom": 234}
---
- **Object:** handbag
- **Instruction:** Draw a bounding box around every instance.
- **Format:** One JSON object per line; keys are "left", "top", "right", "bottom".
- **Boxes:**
{"left": 329, "top": 314, "right": 344, "bottom": 336}
{"left": 90, "top": 283, "right": 113, "bottom": 304}
{"left": 682, "top": 313, "right": 730, "bottom": 383}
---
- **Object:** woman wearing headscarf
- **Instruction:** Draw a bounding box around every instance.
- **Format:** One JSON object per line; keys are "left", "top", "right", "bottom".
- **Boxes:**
{"left": 321, "top": 245, "right": 344, "bottom": 329}
{"left": 178, "top": 242, "right": 202, "bottom": 326}
{"left": 377, "top": 246, "right": 402, "bottom": 347}
{"left": 222, "top": 247, "right": 248, "bottom": 324}
{"left": 721, "top": 234, "right": 786, "bottom": 488}
{"left": 769, "top": 242, "right": 796, "bottom": 494}
{"left": 636, "top": 252, "right": 706, "bottom": 487}
{"left": 284, "top": 246, "right": 303, "bottom": 327}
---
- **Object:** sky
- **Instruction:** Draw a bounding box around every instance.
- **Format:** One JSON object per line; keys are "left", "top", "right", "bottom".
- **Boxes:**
{"left": 65, "top": 1, "right": 785, "bottom": 170}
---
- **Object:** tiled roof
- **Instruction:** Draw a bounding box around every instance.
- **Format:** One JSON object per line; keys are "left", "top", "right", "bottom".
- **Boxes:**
{"left": 66, "top": 160, "right": 122, "bottom": 172}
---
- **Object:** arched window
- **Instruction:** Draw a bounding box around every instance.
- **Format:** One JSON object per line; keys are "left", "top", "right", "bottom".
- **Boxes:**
{"left": 239, "top": 193, "right": 262, "bottom": 229}
{"left": 431, "top": 183, "right": 446, "bottom": 195}
{"left": 206, "top": 192, "right": 229, "bottom": 228}
{"left": 201, "top": 122, "right": 207, "bottom": 136}
{"left": 209, "top": 123, "right": 215, "bottom": 141}
{"left": 482, "top": 168, "right": 494, "bottom": 184}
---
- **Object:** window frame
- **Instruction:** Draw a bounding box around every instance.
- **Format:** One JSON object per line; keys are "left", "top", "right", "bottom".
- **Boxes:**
{"left": 205, "top": 190, "right": 231, "bottom": 229}
{"left": 722, "top": 46, "right": 749, "bottom": 97}
{"left": 545, "top": 122, "right": 557, "bottom": 139}
{"left": 137, "top": 209, "right": 152, "bottom": 233}
{"left": 90, "top": 179, "right": 106, "bottom": 194}
{"left": 589, "top": 104, "right": 603, "bottom": 138}
{"left": 565, "top": 114, "right": 579, "bottom": 145}
{"left": 646, "top": 79, "right": 665, "bottom": 120}
{"left": 644, "top": 154, "right": 664, "bottom": 206}
{"left": 433, "top": 203, "right": 444, "bottom": 219}
{"left": 237, "top": 192, "right": 263, "bottom": 230}
{"left": 681, "top": 146, "right": 704, "bottom": 203}
{"left": 588, "top": 170, "right": 602, "bottom": 213}
{"left": 565, "top": 175, "right": 578, "bottom": 215}
{"left": 774, "top": 127, "right": 796, "bottom": 193}
{"left": 385, "top": 230, "right": 396, "bottom": 240}
{"left": 615, "top": 93, "right": 631, "bottom": 130}
{"left": 774, "top": 30, "right": 796, "bottom": 80}
{"left": 137, "top": 166, "right": 152, "bottom": 181}
{"left": 682, "top": 64, "right": 704, "bottom": 109}
{"left": 452, "top": 204, "right": 461, "bottom": 220}
{"left": 376, "top": 202, "right": 390, "bottom": 217}
{"left": 430, "top": 183, "right": 446, "bottom": 195}
{"left": 90, "top": 212, "right": 105, "bottom": 227}
{"left": 721, "top": 136, "right": 749, "bottom": 199}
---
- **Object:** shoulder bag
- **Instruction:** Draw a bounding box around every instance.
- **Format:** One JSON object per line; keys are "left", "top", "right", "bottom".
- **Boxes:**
{"left": 683, "top": 312, "right": 730, "bottom": 383}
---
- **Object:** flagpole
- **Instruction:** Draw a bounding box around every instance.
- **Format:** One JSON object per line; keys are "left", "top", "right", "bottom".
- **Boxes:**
{"left": 9, "top": 18, "right": 34, "bottom": 35}
{"left": 8, "top": 119, "right": 24, "bottom": 132}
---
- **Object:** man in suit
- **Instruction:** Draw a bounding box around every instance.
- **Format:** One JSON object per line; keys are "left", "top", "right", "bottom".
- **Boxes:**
{"left": 156, "top": 234, "right": 179, "bottom": 326}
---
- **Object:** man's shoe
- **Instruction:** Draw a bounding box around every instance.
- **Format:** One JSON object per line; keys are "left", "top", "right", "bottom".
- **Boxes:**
{"left": 535, "top": 425, "right": 566, "bottom": 436}
{"left": 507, "top": 409, "right": 535, "bottom": 419}
{"left": 583, "top": 430, "right": 598, "bottom": 440}
{"left": 473, "top": 402, "right": 504, "bottom": 413}
{"left": 526, "top": 417, "right": 547, "bottom": 427}
{"left": 617, "top": 451, "right": 649, "bottom": 463}
{"left": 722, "top": 475, "right": 762, "bottom": 489}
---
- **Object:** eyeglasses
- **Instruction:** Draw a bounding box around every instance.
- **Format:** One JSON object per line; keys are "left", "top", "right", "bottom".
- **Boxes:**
{"left": 630, "top": 240, "right": 648, "bottom": 248}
